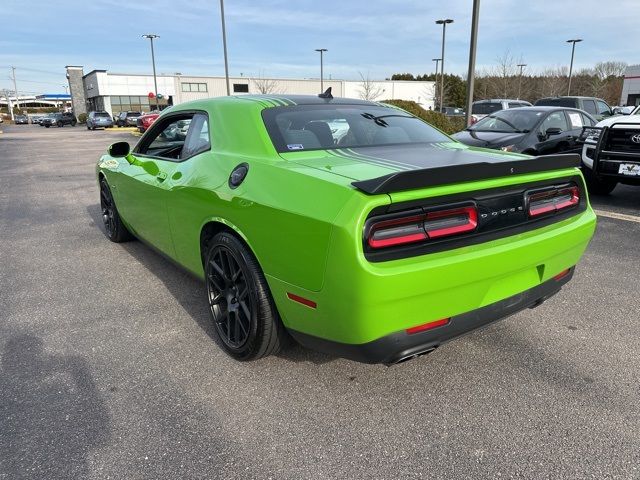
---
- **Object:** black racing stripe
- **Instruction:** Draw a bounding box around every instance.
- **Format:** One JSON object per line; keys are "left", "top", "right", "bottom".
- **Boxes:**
{"left": 262, "top": 96, "right": 288, "bottom": 107}
{"left": 342, "top": 148, "right": 415, "bottom": 171}
{"left": 331, "top": 148, "right": 410, "bottom": 172}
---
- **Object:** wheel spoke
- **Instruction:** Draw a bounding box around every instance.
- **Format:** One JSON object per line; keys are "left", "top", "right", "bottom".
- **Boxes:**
{"left": 210, "top": 258, "right": 226, "bottom": 282}
{"left": 209, "top": 294, "right": 223, "bottom": 306}
{"left": 237, "top": 285, "right": 248, "bottom": 301}
{"left": 239, "top": 300, "right": 251, "bottom": 319}
{"left": 207, "top": 273, "right": 224, "bottom": 293}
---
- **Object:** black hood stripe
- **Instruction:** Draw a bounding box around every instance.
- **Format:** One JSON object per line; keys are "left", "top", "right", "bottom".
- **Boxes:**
{"left": 330, "top": 148, "right": 411, "bottom": 172}
{"left": 344, "top": 148, "right": 417, "bottom": 170}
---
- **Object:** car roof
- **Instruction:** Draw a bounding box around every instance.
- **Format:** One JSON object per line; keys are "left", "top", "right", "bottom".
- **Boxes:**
{"left": 537, "top": 96, "right": 605, "bottom": 101}
{"left": 472, "top": 99, "right": 531, "bottom": 103}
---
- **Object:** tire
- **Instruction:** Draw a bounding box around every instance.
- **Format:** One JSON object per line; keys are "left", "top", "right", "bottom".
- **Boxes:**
{"left": 57, "top": 121, "right": 63, "bottom": 127}
{"left": 99, "top": 179, "right": 133, "bottom": 242}
{"left": 204, "top": 232, "right": 286, "bottom": 361}
{"left": 45, "top": 125, "right": 50, "bottom": 128}
{"left": 71, "top": 121, "right": 77, "bottom": 127}
{"left": 583, "top": 168, "right": 618, "bottom": 195}
{"left": 87, "top": 125, "right": 91, "bottom": 130}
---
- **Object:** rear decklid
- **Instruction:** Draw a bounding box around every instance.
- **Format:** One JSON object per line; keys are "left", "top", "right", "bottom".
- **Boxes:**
{"left": 282, "top": 141, "right": 580, "bottom": 195}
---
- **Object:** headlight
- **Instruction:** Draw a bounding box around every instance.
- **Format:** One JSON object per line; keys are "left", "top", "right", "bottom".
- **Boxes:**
{"left": 500, "top": 144, "right": 516, "bottom": 152}
{"left": 581, "top": 127, "right": 601, "bottom": 144}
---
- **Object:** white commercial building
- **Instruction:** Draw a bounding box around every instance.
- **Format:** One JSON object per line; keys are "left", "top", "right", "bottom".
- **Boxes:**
{"left": 620, "top": 64, "right": 640, "bottom": 106}
{"left": 68, "top": 67, "right": 435, "bottom": 117}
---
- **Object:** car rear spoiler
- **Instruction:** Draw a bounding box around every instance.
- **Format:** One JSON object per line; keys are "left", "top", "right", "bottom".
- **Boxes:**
{"left": 351, "top": 154, "right": 581, "bottom": 195}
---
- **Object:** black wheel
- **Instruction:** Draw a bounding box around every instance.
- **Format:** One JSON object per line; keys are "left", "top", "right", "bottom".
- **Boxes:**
{"left": 99, "top": 179, "right": 133, "bottom": 242}
{"left": 204, "top": 232, "right": 286, "bottom": 361}
{"left": 44, "top": 125, "right": 50, "bottom": 128}
{"left": 57, "top": 121, "right": 63, "bottom": 127}
{"left": 583, "top": 168, "right": 617, "bottom": 195}
{"left": 71, "top": 120, "right": 77, "bottom": 127}
{"left": 87, "top": 125, "right": 91, "bottom": 130}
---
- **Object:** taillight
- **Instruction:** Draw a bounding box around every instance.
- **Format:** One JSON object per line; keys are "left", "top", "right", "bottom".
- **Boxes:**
{"left": 367, "top": 205, "right": 477, "bottom": 249}
{"left": 526, "top": 185, "right": 579, "bottom": 218}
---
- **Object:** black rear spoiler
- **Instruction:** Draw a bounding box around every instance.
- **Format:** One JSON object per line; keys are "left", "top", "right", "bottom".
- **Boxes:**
{"left": 351, "top": 153, "right": 581, "bottom": 195}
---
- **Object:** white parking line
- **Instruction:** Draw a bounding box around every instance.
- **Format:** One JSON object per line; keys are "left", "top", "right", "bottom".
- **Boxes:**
{"left": 594, "top": 209, "right": 640, "bottom": 224}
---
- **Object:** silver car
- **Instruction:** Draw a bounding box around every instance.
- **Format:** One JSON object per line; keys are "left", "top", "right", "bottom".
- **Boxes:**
{"left": 87, "top": 111, "right": 114, "bottom": 130}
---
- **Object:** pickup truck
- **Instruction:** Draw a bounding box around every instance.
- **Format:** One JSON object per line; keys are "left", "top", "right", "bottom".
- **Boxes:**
{"left": 579, "top": 105, "right": 640, "bottom": 194}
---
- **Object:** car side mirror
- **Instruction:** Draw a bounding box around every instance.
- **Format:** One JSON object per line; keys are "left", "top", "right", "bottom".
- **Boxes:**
{"left": 108, "top": 141, "right": 130, "bottom": 157}
{"left": 545, "top": 127, "right": 562, "bottom": 137}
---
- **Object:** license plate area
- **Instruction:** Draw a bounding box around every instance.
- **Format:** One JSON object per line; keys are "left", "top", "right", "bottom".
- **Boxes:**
{"left": 618, "top": 163, "right": 640, "bottom": 176}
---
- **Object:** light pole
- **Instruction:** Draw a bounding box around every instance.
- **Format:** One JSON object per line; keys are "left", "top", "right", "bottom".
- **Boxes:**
{"left": 566, "top": 38, "right": 582, "bottom": 96}
{"left": 435, "top": 19, "right": 453, "bottom": 113}
{"left": 315, "top": 48, "right": 327, "bottom": 92}
{"left": 219, "top": 0, "right": 230, "bottom": 96}
{"left": 464, "top": 1, "right": 479, "bottom": 126}
{"left": 62, "top": 85, "right": 68, "bottom": 95}
{"left": 11, "top": 66, "right": 20, "bottom": 112}
{"left": 517, "top": 63, "right": 527, "bottom": 100}
{"left": 142, "top": 34, "right": 160, "bottom": 111}
{"left": 432, "top": 58, "right": 441, "bottom": 109}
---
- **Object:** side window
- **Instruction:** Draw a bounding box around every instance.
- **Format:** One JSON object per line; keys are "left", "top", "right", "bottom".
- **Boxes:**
{"left": 566, "top": 111, "right": 584, "bottom": 129}
{"left": 582, "top": 100, "right": 597, "bottom": 115}
{"left": 508, "top": 102, "right": 523, "bottom": 109}
{"left": 540, "top": 111, "right": 569, "bottom": 133}
{"left": 142, "top": 116, "right": 193, "bottom": 160}
{"left": 597, "top": 100, "right": 611, "bottom": 115}
{"left": 581, "top": 113, "right": 595, "bottom": 127}
{"left": 181, "top": 113, "right": 211, "bottom": 158}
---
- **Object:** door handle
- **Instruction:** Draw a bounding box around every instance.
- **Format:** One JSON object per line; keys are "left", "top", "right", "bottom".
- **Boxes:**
{"left": 156, "top": 171, "right": 167, "bottom": 182}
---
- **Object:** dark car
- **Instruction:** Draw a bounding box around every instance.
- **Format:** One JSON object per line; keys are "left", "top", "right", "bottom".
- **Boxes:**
{"left": 452, "top": 106, "right": 596, "bottom": 155}
{"left": 534, "top": 96, "right": 613, "bottom": 121}
{"left": 116, "top": 111, "right": 142, "bottom": 127}
{"left": 442, "top": 106, "right": 465, "bottom": 117}
{"left": 471, "top": 99, "right": 532, "bottom": 123}
{"left": 41, "top": 112, "right": 77, "bottom": 128}
{"left": 14, "top": 114, "right": 29, "bottom": 125}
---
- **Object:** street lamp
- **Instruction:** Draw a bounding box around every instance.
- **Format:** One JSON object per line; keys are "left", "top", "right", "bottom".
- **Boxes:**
{"left": 219, "top": 0, "right": 230, "bottom": 96}
{"left": 62, "top": 85, "right": 68, "bottom": 95}
{"left": 315, "top": 48, "right": 328, "bottom": 92}
{"left": 566, "top": 38, "right": 582, "bottom": 96}
{"left": 142, "top": 34, "right": 160, "bottom": 111}
{"left": 464, "top": 0, "right": 480, "bottom": 126}
{"left": 517, "top": 63, "right": 527, "bottom": 100}
{"left": 435, "top": 18, "right": 454, "bottom": 113}
{"left": 432, "top": 58, "right": 441, "bottom": 109}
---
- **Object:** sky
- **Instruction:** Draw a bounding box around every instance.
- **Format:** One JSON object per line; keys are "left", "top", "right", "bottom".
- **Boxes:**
{"left": 1, "top": 0, "right": 639, "bottom": 95}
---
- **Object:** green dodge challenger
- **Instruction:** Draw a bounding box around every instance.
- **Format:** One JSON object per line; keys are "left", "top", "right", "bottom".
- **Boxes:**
{"left": 97, "top": 92, "right": 596, "bottom": 364}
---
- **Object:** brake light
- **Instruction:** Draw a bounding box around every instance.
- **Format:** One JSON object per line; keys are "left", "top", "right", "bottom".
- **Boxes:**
{"left": 424, "top": 206, "right": 477, "bottom": 239}
{"left": 527, "top": 186, "right": 579, "bottom": 218}
{"left": 367, "top": 206, "right": 477, "bottom": 249}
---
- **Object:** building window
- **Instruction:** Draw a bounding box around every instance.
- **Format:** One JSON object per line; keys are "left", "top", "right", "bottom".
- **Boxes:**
{"left": 181, "top": 82, "right": 208, "bottom": 93}
{"left": 233, "top": 84, "right": 249, "bottom": 93}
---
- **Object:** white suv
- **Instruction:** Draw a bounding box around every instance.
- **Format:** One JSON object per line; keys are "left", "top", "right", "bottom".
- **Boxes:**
{"left": 581, "top": 105, "right": 640, "bottom": 194}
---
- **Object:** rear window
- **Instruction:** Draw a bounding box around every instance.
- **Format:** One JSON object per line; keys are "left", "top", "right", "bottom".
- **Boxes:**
{"left": 535, "top": 98, "right": 576, "bottom": 108}
{"left": 95, "top": 112, "right": 111, "bottom": 118}
{"left": 471, "top": 102, "right": 503, "bottom": 115}
{"left": 127, "top": 112, "right": 141, "bottom": 117}
{"left": 262, "top": 105, "right": 450, "bottom": 152}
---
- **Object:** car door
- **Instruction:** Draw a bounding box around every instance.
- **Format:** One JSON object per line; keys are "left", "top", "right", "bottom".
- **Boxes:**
{"left": 114, "top": 113, "right": 195, "bottom": 258}
{"left": 563, "top": 110, "right": 587, "bottom": 153}
{"left": 534, "top": 111, "right": 571, "bottom": 155}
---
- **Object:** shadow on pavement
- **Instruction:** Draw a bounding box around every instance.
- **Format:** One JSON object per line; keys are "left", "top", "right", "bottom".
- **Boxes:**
{"left": 0, "top": 334, "right": 110, "bottom": 479}
{"left": 85, "top": 203, "right": 335, "bottom": 365}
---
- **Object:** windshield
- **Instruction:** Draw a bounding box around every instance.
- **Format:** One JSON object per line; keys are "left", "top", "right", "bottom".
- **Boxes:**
{"left": 469, "top": 109, "right": 543, "bottom": 133}
{"left": 263, "top": 105, "right": 450, "bottom": 152}
{"left": 536, "top": 98, "right": 576, "bottom": 108}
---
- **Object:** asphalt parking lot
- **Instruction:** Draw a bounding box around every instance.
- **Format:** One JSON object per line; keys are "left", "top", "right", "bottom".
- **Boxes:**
{"left": 1, "top": 124, "right": 639, "bottom": 479}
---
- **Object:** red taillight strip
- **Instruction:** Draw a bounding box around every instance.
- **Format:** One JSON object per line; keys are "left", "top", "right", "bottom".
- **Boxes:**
{"left": 368, "top": 214, "right": 428, "bottom": 249}
{"left": 528, "top": 186, "right": 579, "bottom": 217}
{"left": 287, "top": 292, "right": 317, "bottom": 309}
{"left": 425, "top": 206, "right": 478, "bottom": 239}
{"left": 406, "top": 318, "right": 450, "bottom": 334}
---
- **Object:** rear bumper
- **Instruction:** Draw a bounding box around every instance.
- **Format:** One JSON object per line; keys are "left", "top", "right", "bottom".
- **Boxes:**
{"left": 289, "top": 269, "right": 572, "bottom": 365}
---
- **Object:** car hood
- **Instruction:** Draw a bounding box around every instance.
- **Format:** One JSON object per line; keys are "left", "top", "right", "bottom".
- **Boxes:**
{"left": 452, "top": 130, "right": 527, "bottom": 148}
{"left": 280, "top": 142, "right": 528, "bottom": 183}
{"left": 595, "top": 114, "right": 640, "bottom": 128}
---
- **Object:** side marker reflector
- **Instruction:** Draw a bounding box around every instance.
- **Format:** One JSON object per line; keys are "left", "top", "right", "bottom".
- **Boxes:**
{"left": 287, "top": 292, "right": 317, "bottom": 309}
{"left": 553, "top": 268, "right": 571, "bottom": 281}
{"left": 406, "top": 318, "right": 450, "bottom": 335}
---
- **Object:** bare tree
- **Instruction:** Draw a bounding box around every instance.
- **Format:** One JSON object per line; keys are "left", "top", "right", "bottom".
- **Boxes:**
{"left": 251, "top": 73, "right": 281, "bottom": 94}
{"left": 593, "top": 61, "right": 627, "bottom": 80}
{"left": 492, "top": 50, "right": 518, "bottom": 98}
{"left": 538, "top": 66, "right": 568, "bottom": 98}
{"left": 357, "top": 72, "right": 385, "bottom": 101}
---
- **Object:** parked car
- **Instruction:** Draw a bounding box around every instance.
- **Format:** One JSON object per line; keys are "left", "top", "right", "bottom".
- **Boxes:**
{"left": 14, "top": 114, "right": 29, "bottom": 124}
{"left": 442, "top": 106, "right": 465, "bottom": 117}
{"left": 453, "top": 106, "right": 596, "bottom": 155}
{"left": 96, "top": 94, "right": 596, "bottom": 364}
{"left": 534, "top": 96, "right": 613, "bottom": 121}
{"left": 579, "top": 104, "right": 640, "bottom": 194}
{"left": 31, "top": 115, "right": 43, "bottom": 125}
{"left": 87, "top": 111, "right": 114, "bottom": 130}
{"left": 116, "top": 111, "right": 142, "bottom": 127}
{"left": 471, "top": 99, "right": 532, "bottom": 123}
{"left": 136, "top": 112, "right": 160, "bottom": 133}
{"left": 41, "top": 112, "right": 76, "bottom": 128}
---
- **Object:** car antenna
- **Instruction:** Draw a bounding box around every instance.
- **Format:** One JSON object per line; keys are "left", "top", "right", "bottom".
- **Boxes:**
{"left": 318, "top": 87, "right": 333, "bottom": 99}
